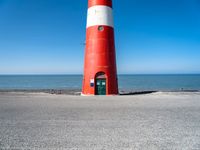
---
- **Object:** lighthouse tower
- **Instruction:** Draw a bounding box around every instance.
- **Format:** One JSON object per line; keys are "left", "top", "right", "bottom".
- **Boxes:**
{"left": 82, "top": 0, "right": 118, "bottom": 95}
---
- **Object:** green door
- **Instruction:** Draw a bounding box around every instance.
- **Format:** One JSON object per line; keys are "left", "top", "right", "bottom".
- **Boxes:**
{"left": 96, "top": 79, "right": 106, "bottom": 95}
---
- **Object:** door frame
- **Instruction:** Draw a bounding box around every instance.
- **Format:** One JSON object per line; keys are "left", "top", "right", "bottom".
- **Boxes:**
{"left": 95, "top": 72, "right": 107, "bottom": 95}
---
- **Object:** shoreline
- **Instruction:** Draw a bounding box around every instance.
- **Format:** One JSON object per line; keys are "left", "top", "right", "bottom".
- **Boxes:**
{"left": 0, "top": 89, "right": 199, "bottom": 96}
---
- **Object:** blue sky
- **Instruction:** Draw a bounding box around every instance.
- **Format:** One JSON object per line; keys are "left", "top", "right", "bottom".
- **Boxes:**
{"left": 0, "top": 0, "right": 200, "bottom": 74}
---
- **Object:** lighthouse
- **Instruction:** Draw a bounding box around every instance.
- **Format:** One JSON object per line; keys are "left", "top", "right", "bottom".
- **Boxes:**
{"left": 82, "top": 0, "right": 118, "bottom": 95}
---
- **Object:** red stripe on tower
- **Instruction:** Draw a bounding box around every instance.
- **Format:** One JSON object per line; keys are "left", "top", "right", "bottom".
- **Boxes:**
{"left": 82, "top": 0, "right": 118, "bottom": 95}
{"left": 88, "top": 0, "right": 112, "bottom": 8}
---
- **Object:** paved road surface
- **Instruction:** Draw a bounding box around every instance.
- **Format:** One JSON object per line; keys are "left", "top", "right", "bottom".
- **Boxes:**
{"left": 0, "top": 92, "right": 200, "bottom": 149}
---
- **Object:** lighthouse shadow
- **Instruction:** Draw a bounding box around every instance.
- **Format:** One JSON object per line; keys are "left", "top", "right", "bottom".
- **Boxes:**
{"left": 119, "top": 91, "right": 157, "bottom": 96}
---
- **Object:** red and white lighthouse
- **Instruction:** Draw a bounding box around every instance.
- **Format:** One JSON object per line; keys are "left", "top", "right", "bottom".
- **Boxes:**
{"left": 82, "top": 0, "right": 118, "bottom": 95}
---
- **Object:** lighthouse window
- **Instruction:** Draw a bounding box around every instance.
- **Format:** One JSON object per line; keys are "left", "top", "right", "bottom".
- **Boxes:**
{"left": 98, "top": 26, "right": 104, "bottom": 31}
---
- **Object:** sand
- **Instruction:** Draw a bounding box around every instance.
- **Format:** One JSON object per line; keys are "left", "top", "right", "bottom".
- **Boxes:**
{"left": 0, "top": 92, "right": 200, "bottom": 149}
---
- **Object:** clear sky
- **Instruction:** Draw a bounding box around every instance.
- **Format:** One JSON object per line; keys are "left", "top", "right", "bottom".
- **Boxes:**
{"left": 0, "top": 0, "right": 200, "bottom": 74}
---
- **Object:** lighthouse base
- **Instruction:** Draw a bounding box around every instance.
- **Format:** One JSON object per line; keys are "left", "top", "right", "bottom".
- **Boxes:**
{"left": 81, "top": 92, "right": 119, "bottom": 96}
{"left": 81, "top": 93, "right": 94, "bottom": 96}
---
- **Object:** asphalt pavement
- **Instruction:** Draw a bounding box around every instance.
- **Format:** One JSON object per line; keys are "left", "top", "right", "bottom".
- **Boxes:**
{"left": 0, "top": 92, "right": 200, "bottom": 149}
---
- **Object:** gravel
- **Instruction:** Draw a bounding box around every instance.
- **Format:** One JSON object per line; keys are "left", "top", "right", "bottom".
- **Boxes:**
{"left": 0, "top": 92, "right": 200, "bottom": 149}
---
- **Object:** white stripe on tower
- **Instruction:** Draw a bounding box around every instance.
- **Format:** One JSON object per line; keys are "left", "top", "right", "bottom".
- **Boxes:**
{"left": 86, "top": 6, "right": 113, "bottom": 28}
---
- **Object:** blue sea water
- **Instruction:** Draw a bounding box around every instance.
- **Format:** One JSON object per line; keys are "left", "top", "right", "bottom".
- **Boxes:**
{"left": 0, "top": 75, "right": 200, "bottom": 91}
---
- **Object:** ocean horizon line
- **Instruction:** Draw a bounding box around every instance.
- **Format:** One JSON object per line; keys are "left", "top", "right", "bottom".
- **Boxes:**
{"left": 0, "top": 73, "right": 200, "bottom": 76}
{"left": 0, "top": 74, "right": 200, "bottom": 91}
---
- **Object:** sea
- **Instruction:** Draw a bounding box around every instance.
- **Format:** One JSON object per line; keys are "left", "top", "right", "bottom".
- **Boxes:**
{"left": 0, "top": 75, "right": 200, "bottom": 91}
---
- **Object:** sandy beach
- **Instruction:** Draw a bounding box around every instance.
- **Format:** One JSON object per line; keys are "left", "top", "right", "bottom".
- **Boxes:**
{"left": 0, "top": 92, "right": 200, "bottom": 149}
